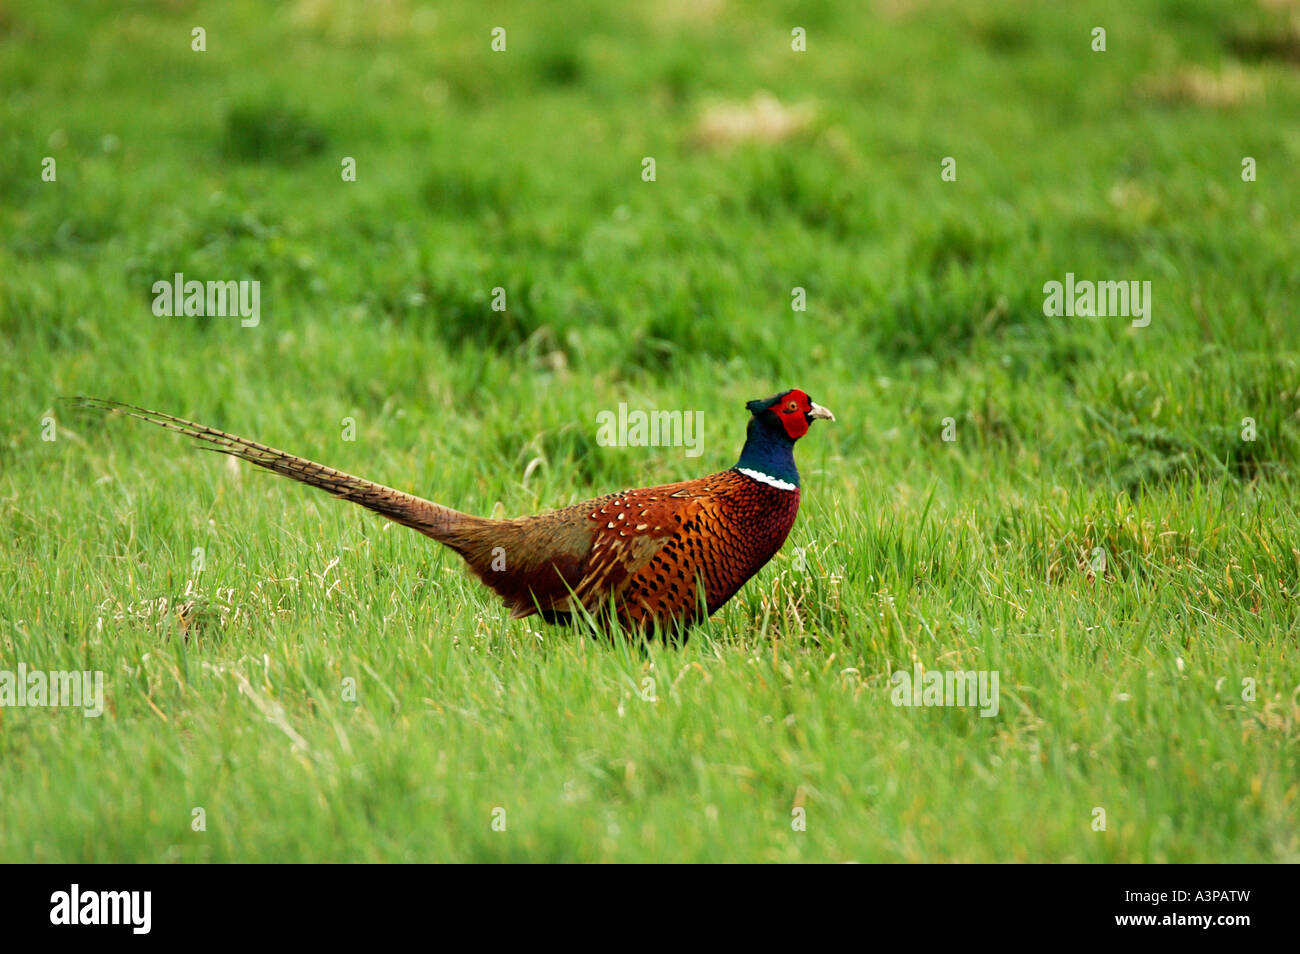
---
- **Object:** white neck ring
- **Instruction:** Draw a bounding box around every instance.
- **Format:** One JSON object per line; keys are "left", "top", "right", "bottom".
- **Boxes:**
{"left": 736, "top": 467, "right": 797, "bottom": 491}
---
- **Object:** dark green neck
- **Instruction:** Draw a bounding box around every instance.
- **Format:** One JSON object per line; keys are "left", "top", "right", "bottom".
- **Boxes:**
{"left": 734, "top": 417, "right": 799, "bottom": 488}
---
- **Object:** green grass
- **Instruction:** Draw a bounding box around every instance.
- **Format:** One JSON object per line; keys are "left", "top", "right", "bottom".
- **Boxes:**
{"left": 3, "top": 0, "right": 1299, "bottom": 862}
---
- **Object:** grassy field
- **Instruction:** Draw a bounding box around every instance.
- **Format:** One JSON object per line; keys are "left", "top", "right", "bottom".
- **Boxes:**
{"left": 2, "top": 0, "right": 1299, "bottom": 862}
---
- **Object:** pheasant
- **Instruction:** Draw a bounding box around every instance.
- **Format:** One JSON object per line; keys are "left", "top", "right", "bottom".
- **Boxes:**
{"left": 75, "top": 390, "right": 834, "bottom": 636}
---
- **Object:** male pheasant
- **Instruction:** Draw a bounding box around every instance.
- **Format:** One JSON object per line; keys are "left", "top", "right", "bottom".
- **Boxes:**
{"left": 76, "top": 390, "right": 834, "bottom": 636}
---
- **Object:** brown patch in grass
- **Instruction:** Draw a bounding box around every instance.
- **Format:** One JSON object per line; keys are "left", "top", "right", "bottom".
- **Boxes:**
{"left": 1137, "top": 64, "right": 1264, "bottom": 108}
{"left": 692, "top": 92, "right": 815, "bottom": 149}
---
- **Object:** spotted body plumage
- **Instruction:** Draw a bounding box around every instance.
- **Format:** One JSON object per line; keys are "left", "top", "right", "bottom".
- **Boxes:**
{"left": 508, "top": 470, "right": 800, "bottom": 630}
{"left": 76, "top": 389, "right": 833, "bottom": 639}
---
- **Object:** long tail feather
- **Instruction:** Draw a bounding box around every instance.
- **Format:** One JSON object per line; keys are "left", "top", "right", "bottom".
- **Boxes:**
{"left": 71, "top": 397, "right": 472, "bottom": 541}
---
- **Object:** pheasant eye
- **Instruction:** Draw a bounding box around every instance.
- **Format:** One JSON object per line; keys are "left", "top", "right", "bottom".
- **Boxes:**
{"left": 786, "top": 401, "right": 797, "bottom": 412}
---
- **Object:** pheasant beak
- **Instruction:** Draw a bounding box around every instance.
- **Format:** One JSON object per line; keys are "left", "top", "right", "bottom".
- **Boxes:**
{"left": 808, "top": 402, "right": 835, "bottom": 423}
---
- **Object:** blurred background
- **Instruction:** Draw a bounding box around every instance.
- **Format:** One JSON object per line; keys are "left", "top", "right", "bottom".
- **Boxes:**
{"left": 3, "top": 0, "right": 1297, "bottom": 493}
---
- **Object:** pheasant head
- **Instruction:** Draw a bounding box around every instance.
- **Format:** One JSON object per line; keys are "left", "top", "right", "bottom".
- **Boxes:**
{"left": 735, "top": 388, "right": 835, "bottom": 490}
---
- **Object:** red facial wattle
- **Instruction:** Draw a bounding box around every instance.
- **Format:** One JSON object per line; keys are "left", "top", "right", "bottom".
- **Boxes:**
{"left": 774, "top": 390, "right": 812, "bottom": 440}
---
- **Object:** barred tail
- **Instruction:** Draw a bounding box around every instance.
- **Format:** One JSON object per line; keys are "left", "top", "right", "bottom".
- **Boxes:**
{"left": 72, "top": 398, "right": 476, "bottom": 541}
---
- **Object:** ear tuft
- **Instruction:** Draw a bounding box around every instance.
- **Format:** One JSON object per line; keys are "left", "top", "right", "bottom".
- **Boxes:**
{"left": 746, "top": 398, "right": 770, "bottom": 414}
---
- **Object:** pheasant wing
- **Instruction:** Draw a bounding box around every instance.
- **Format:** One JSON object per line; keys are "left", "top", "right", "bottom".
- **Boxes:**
{"left": 563, "top": 480, "right": 721, "bottom": 627}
